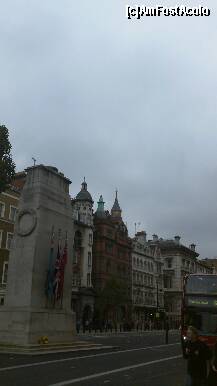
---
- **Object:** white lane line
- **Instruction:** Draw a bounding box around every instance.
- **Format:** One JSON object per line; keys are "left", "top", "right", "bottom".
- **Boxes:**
{"left": 0, "top": 342, "right": 180, "bottom": 373}
{"left": 49, "top": 355, "right": 182, "bottom": 386}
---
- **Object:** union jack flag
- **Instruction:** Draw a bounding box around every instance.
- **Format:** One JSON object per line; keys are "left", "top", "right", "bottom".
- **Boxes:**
{"left": 53, "top": 234, "right": 68, "bottom": 302}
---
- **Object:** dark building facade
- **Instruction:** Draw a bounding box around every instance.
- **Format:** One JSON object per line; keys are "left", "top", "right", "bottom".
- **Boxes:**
{"left": 92, "top": 192, "right": 132, "bottom": 326}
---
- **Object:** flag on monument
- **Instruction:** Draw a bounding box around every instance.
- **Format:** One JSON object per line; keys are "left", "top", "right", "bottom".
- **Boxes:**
{"left": 57, "top": 238, "right": 68, "bottom": 300}
{"left": 53, "top": 240, "right": 61, "bottom": 301}
{"left": 45, "top": 227, "right": 55, "bottom": 299}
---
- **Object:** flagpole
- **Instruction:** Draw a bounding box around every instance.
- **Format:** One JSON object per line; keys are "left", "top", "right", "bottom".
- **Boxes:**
{"left": 53, "top": 228, "right": 61, "bottom": 308}
{"left": 45, "top": 225, "right": 55, "bottom": 308}
{"left": 60, "top": 230, "right": 68, "bottom": 308}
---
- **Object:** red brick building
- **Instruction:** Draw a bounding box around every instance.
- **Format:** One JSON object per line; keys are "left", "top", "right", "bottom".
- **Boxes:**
{"left": 0, "top": 172, "right": 26, "bottom": 305}
{"left": 92, "top": 192, "right": 132, "bottom": 324}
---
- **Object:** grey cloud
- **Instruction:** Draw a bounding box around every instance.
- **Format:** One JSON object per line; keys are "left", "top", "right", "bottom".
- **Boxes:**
{"left": 0, "top": 0, "right": 216, "bottom": 257}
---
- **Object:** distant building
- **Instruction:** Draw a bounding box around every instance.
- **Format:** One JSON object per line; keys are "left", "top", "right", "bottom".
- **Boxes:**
{"left": 200, "top": 258, "right": 217, "bottom": 273}
{"left": 148, "top": 235, "right": 213, "bottom": 327}
{"left": 71, "top": 178, "right": 94, "bottom": 323}
{"left": 0, "top": 172, "right": 26, "bottom": 305}
{"left": 132, "top": 231, "right": 164, "bottom": 325}
{"left": 92, "top": 192, "right": 132, "bottom": 324}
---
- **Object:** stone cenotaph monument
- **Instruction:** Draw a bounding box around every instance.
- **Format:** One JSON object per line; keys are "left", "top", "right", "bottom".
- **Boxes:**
{"left": 0, "top": 165, "right": 75, "bottom": 346}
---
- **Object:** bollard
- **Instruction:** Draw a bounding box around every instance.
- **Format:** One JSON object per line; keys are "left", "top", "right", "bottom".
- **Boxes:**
{"left": 165, "top": 318, "right": 169, "bottom": 344}
{"left": 165, "top": 327, "right": 169, "bottom": 344}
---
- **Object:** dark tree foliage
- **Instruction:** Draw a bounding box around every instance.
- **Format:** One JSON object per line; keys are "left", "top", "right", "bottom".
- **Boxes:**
{"left": 0, "top": 125, "right": 16, "bottom": 193}
{"left": 96, "top": 277, "right": 130, "bottom": 322}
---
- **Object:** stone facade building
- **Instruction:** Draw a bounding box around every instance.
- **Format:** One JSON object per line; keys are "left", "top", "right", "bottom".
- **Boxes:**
{"left": 148, "top": 235, "right": 213, "bottom": 327}
{"left": 92, "top": 192, "right": 132, "bottom": 324}
{"left": 71, "top": 179, "right": 94, "bottom": 323}
{"left": 200, "top": 258, "right": 217, "bottom": 273}
{"left": 0, "top": 172, "right": 26, "bottom": 305}
{"left": 132, "top": 231, "right": 164, "bottom": 326}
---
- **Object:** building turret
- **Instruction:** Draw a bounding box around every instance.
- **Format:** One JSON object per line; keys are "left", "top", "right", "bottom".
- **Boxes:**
{"left": 111, "top": 189, "right": 122, "bottom": 220}
{"left": 75, "top": 177, "right": 93, "bottom": 204}
{"left": 95, "top": 195, "right": 106, "bottom": 218}
{"left": 73, "top": 178, "right": 93, "bottom": 225}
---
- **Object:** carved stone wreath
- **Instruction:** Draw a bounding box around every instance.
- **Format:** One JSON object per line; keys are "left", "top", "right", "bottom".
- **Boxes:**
{"left": 17, "top": 209, "right": 37, "bottom": 236}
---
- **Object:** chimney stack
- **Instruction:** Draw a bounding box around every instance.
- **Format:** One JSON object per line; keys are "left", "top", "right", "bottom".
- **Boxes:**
{"left": 190, "top": 243, "right": 196, "bottom": 251}
{"left": 174, "top": 235, "right": 181, "bottom": 244}
{"left": 152, "top": 234, "right": 158, "bottom": 242}
{"left": 136, "top": 231, "right": 147, "bottom": 243}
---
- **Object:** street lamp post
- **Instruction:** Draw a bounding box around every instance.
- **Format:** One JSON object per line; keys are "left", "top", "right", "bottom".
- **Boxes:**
{"left": 156, "top": 280, "right": 159, "bottom": 311}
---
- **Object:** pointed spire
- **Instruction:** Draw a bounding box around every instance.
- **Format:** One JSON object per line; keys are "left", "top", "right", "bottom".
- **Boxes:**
{"left": 111, "top": 189, "right": 121, "bottom": 212}
{"left": 81, "top": 177, "right": 87, "bottom": 191}
{"left": 111, "top": 189, "right": 122, "bottom": 220}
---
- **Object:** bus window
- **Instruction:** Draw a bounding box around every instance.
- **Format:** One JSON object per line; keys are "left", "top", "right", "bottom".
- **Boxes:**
{"left": 184, "top": 310, "right": 217, "bottom": 335}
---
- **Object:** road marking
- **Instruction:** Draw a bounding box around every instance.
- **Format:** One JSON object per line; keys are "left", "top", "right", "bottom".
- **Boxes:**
{"left": 0, "top": 342, "right": 180, "bottom": 373}
{"left": 48, "top": 355, "right": 182, "bottom": 386}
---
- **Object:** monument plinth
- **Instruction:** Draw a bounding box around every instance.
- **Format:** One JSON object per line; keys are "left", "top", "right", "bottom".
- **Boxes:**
{"left": 0, "top": 165, "right": 75, "bottom": 346}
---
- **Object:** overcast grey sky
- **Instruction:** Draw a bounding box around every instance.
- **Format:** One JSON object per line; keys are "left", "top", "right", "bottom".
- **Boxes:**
{"left": 0, "top": 0, "right": 217, "bottom": 257}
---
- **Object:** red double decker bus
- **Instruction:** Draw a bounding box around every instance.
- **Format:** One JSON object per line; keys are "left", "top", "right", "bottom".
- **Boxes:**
{"left": 181, "top": 273, "right": 217, "bottom": 351}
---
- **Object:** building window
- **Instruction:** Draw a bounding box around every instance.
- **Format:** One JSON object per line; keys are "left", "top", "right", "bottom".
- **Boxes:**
{"left": 2, "top": 261, "right": 8, "bottom": 284}
{"left": 167, "top": 258, "right": 173, "bottom": 268}
{"left": 89, "top": 233, "right": 93, "bottom": 245}
{"left": 105, "top": 242, "right": 113, "bottom": 255}
{"left": 106, "top": 260, "right": 111, "bottom": 273}
{"left": 6, "top": 233, "right": 13, "bottom": 250}
{"left": 0, "top": 230, "right": 2, "bottom": 248}
{"left": 107, "top": 229, "right": 113, "bottom": 237}
{"left": 73, "top": 249, "right": 78, "bottom": 264}
{"left": 74, "top": 231, "right": 82, "bottom": 249}
{"left": 87, "top": 273, "right": 91, "bottom": 287}
{"left": 88, "top": 252, "right": 92, "bottom": 267}
{"left": 164, "top": 276, "right": 172, "bottom": 289}
{"left": 0, "top": 202, "right": 5, "bottom": 218}
{"left": 9, "top": 206, "right": 17, "bottom": 222}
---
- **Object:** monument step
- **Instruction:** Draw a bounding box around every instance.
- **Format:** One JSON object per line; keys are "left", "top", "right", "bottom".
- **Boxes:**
{"left": 0, "top": 342, "right": 116, "bottom": 355}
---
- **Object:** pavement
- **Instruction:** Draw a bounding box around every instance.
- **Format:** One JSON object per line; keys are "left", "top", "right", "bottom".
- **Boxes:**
{"left": 0, "top": 331, "right": 186, "bottom": 386}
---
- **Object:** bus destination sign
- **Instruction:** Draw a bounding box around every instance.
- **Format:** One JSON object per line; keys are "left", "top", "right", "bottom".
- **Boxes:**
{"left": 187, "top": 296, "right": 217, "bottom": 308}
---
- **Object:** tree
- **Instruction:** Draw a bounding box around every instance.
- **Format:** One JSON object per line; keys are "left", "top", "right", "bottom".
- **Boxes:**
{"left": 0, "top": 125, "right": 16, "bottom": 193}
{"left": 96, "top": 277, "right": 131, "bottom": 322}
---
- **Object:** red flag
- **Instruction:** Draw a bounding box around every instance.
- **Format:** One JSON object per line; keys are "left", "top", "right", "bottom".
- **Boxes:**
{"left": 55, "top": 239, "right": 68, "bottom": 301}
{"left": 53, "top": 242, "right": 61, "bottom": 301}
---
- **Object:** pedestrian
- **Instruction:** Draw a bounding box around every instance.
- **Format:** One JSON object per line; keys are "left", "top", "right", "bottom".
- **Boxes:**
{"left": 184, "top": 325, "right": 212, "bottom": 386}
{"left": 165, "top": 318, "right": 169, "bottom": 344}
{"left": 85, "top": 319, "right": 89, "bottom": 333}
{"left": 207, "top": 341, "right": 217, "bottom": 386}
{"left": 76, "top": 319, "right": 81, "bottom": 334}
